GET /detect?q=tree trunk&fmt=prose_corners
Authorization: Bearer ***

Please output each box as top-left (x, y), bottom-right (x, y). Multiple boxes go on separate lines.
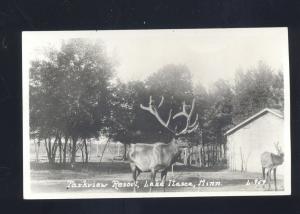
top-left (223, 143), bottom-right (226, 160)
top-left (34, 139), bottom-right (40, 163)
top-left (198, 145), bottom-right (201, 167)
top-left (99, 138), bottom-right (110, 163)
top-left (202, 147), bottom-right (205, 167)
top-left (84, 138), bottom-right (88, 163)
top-left (48, 138), bottom-right (52, 163)
top-left (37, 141), bottom-right (40, 163)
top-left (123, 143), bottom-right (127, 160)
top-left (51, 143), bottom-right (57, 164)
top-left (81, 146), bottom-right (85, 163)
top-left (205, 147), bottom-right (208, 167)
top-left (44, 139), bottom-right (50, 163)
top-left (96, 140), bottom-right (100, 157)
top-left (71, 136), bottom-right (78, 164)
top-left (189, 147), bottom-right (192, 166)
top-left (50, 136), bottom-right (59, 164)
top-left (58, 137), bottom-right (62, 164)
top-left (213, 145), bottom-right (216, 165)
top-left (63, 136), bottom-right (68, 164)
top-left (207, 145), bottom-right (211, 167)
top-left (44, 138), bottom-right (55, 164)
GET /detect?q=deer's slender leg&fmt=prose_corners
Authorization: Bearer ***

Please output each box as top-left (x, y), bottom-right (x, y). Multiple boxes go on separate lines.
top-left (273, 168), bottom-right (277, 191)
top-left (262, 167), bottom-right (265, 179)
top-left (267, 169), bottom-right (271, 190)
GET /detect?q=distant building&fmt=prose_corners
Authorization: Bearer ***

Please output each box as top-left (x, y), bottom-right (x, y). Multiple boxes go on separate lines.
top-left (225, 108), bottom-right (284, 174)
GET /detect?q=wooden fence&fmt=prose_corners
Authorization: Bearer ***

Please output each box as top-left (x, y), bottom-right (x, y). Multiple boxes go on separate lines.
top-left (180, 143), bottom-right (226, 168)
top-left (31, 138), bottom-right (227, 169)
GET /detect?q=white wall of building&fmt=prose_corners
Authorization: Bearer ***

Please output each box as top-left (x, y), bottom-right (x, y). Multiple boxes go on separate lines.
top-left (227, 112), bottom-right (284, 174)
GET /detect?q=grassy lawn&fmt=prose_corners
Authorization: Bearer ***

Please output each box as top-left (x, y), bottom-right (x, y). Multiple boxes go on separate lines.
top-left (29, 162), bottom-right (284, 194)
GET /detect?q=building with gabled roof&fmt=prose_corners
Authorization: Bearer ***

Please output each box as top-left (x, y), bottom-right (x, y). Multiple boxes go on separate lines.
top-left (225, 108), bottom-right (284, 173)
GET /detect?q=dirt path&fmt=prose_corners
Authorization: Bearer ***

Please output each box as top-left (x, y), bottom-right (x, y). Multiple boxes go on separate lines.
top-left (30, 169), bottom-right (284, 194)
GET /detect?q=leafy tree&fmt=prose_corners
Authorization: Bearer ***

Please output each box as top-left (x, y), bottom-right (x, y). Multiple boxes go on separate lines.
top-left (30, 39), bottom-right (115, 164)
top-left (30, 59), bottom-right (65, 164)
top-left (233, 61), bottom-right (284, 123)
top-left (144, 64), bottom-right (195, 141)
top-left (146, 64), bottom-right (193, 98)
top-left (203, 79), bottom-right (234, 145)
top-left (109, 64), bottom-right (197, 150)
top-left (107, 80), bottom-right (148, 159)
top-left (193, 83), bottom-right (209, 127)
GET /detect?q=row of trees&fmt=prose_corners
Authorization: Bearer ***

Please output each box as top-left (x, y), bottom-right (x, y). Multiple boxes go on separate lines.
top-left (30, 39), bottom-right (284, 165)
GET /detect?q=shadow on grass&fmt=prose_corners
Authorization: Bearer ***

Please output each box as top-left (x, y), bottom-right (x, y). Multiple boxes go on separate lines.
top-left (30, 161), bottom-right (227, 174)
top-left (31, 162), bottom-right (131, 174)
top-left (173, 164), bottom-right (227, 172)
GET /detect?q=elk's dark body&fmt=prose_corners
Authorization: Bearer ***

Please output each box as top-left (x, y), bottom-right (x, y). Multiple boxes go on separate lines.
top-left (128, 96), bottom-right (199, 192)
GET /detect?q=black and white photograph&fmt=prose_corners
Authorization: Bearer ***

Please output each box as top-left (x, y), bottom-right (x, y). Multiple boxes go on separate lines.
top-left (22, 28), bottom-right (290, 199)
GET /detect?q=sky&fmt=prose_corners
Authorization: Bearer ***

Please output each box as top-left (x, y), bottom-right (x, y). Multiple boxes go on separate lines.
top-left (22, 28), bottom-right (289, 88)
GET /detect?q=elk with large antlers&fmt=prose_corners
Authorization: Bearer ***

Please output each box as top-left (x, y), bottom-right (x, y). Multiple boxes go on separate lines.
top-left (261, 142), bottom-right (284, 191)
top-left (128, 96), bottom-right (199, 192)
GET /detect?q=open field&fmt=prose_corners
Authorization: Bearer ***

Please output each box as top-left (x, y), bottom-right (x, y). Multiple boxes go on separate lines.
top-left (30, 162), bottom-right (284, 194)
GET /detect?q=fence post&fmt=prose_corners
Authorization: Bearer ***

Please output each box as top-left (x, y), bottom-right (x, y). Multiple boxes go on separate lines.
top-left (183, 148), bottom-right (187, 166)
top-left (189, 147), bottom-right (192, 166)
top-left (198, 145), bottom-right (201, 167)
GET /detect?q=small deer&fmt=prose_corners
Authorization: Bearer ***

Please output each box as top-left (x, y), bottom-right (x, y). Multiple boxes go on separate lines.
top-left (261, 142), bottom-right (284, 191)
top-left (128, 96), bottom-right (199, 192)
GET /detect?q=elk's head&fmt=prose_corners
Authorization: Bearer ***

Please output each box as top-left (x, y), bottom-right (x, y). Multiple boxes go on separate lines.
top-left (140, 96), bottom-right (199, 143)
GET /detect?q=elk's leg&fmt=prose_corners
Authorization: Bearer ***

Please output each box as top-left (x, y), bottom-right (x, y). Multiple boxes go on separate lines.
top-left (262, 167), bottom-right (265, 179)
top-left (262, 167), bottom-right (266, 189)
top-left (133, 170), bottom-right (137, 192)
top-left (150, 170), bottom-right (156, 182)
top-left (161, 170), bottom-right (168, 192)
top-left (149, 169), bottom-right (156, 192)
top-left (265, 169), bottom-right (269, 190)
top-left (136, 168), bottom-right (141, 178)
top-left (133, 168), bottom-right (142, 192)
top-left (273, 168), bottom-right (277, 191)
top-left (130, 163), bottom-right (137, 192)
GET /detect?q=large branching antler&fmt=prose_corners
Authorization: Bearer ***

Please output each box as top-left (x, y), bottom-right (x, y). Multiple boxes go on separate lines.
top-left (173, 98), bottom-right (199, 136)
top-left (140, 96), bottom-right (174, 134)
top-left (140, 96), bottom-right (199, 136)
